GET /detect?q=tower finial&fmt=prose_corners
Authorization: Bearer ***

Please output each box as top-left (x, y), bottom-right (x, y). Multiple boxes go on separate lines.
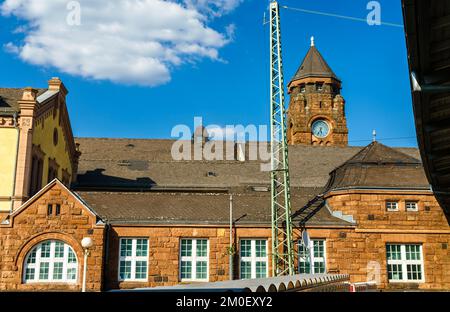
top-left (310, 36), bottom-right (315, 47)
top-left (372, 129), bottom-right (377, 142)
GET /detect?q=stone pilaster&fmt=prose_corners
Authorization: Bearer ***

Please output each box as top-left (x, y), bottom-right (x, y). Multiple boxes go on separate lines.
top-left (13, 88), bottom-right (38, 210)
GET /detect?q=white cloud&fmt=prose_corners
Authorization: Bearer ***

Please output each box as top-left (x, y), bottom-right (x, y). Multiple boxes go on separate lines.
top-left (184, 0), bottom-right (243, 17)
top-left (206, 126), bottom-right (237, 140)
top-left (1, 0), bottom-right (242, 86)
top-left (3, 42), bottom-right (19, 54)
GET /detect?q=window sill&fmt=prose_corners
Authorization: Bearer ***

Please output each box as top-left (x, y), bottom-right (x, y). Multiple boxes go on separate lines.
top-left (118, 279), bottom-right (148, 283)
top-left (388, 280), bottom-right (425, 284)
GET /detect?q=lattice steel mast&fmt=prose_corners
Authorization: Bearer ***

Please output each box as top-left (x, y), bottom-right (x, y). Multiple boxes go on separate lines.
top-left (269, 0), bottom-right (294, 276)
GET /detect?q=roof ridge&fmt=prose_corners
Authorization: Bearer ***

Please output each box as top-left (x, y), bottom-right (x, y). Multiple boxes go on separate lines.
top-left (345, 141), bottom-right (421, 165)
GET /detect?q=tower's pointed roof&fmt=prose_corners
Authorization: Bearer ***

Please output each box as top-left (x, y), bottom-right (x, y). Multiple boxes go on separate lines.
top-left (291, 37), bottom-right (339, 82)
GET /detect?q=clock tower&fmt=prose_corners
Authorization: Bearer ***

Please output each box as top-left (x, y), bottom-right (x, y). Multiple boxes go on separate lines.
top-left (287, 37), bottom-right (348, 146)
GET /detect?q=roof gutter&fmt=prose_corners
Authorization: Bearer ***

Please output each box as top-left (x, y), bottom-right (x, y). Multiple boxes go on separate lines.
top-left (107, 221), bottom-right (355, 229)
top-left (326, 185), bottom-right (432, 193)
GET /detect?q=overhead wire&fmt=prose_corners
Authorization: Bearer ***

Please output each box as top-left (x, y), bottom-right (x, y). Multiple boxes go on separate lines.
top-left (281, 5), bottom-right (404, 28)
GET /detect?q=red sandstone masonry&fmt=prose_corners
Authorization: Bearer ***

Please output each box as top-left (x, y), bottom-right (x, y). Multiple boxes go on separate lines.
top-left (0, 182), bottom-right (105, 291)
top-left (0, 183), bottom-right (449, 291)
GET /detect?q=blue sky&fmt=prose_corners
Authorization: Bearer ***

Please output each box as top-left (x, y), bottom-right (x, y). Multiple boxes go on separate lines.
top-left (0, 0), bottom-right (417, 147)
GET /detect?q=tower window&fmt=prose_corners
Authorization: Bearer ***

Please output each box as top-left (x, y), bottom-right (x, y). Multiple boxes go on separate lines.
top-left (300, 85), bottom-right (305, 93)
top-left (316, 83), bottom-right (323, 91)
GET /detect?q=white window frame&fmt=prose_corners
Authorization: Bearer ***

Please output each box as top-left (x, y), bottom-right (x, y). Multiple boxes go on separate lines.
top-left (406, 201), bottom-right (419, 212)
top-left (23, 240), bottom-right (78, 283)
top-left (386, 201), bottom-right (399, 211)
top-left (118, 238), bottom-right (149, 282)
top-left (179, 238), bottom-right (209, 282)
top-left (298, 239), bottom-right (326, 274)
top-left (386, 244), bottom-right (425, 283)
top-left (239, 239), bottom-right (268, 279)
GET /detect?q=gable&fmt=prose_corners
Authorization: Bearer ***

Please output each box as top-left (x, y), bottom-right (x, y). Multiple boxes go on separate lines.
top-left (6, 179), bottom-right (100, 226)
top-left (32, 92), bottom-right (79, 184)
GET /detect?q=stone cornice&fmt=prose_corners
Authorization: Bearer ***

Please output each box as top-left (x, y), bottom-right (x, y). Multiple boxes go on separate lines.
top-left (324, 188), bottom-right (433, 198)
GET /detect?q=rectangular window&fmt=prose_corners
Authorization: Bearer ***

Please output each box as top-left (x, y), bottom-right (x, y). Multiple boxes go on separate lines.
top-left (55, 204), bottom-right (61, 216)
top-left (53, 262), bottom-right (63, 280)
top-left (40, 241), bottom-right (51, 258)
top-left (179, 239), bottom-right (209, 282)
top-left (239, 239), bottom-right (268, 279)
top-left (39, 262), bottom-right (49, 280)
top-left (47, 204), bottom-right (53, 216)
top-left (298, 239), bottom-right (326, 274)
top-left (118, 238), bottom-right (148, 281)
top-left (406, 201), bottom-right (418, 212)
top-left (386, 244), bottom-right (424, 282)
top-left (386, 201), bottom-right (399, 211)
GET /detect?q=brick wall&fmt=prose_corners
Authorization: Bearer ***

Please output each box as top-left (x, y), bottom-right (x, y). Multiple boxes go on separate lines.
top-left (105, 224), bottom-right (449, 290)
top-left (1, 183), bottom-right (448, 291)
top-left (105, 226), bottom-right (273, 289)
top-left (306, 228), bottom-right (450, 290)
top-left (0, 182), bottom-right (105, 291)
top-left (321, 190), bottom-right (450, 289)
top-left (325, 190), bottom-right (449, 230)
top-left (287, 81), bottom-right (348, 146)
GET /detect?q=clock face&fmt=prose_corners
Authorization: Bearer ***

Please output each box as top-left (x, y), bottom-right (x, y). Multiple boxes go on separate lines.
top-left (312, 120), bottom-right (330, 138)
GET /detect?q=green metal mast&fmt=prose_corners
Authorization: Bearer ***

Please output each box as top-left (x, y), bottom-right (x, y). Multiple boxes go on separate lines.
top-left (269, 0), bottom-right (294, 276)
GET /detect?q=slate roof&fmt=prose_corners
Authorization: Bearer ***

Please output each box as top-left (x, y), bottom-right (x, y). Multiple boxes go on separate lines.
top-left (325, 142), bottom-right (430, 191)
top-left (291, 45), bottom-right (339, 82)
top-left (76, 187), bottom-right (352, 226)
top-left (0, 88), bottom-right (46, 114)
top-left (72, 138), bottom-right (424, 227)
top-left (74, 138), bottom-right (421, 190)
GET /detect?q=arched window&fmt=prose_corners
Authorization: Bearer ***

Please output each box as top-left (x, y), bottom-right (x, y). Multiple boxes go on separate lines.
top-left (23, 240), bottom-right (78, 283)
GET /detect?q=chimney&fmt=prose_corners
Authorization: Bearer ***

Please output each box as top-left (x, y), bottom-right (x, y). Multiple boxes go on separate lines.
top-left (48, 77), bottom-right (68, 96)
top-left (21, 87), bottom-right (38, 101)
top-left (18, 87), bottom-right (38, 117)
